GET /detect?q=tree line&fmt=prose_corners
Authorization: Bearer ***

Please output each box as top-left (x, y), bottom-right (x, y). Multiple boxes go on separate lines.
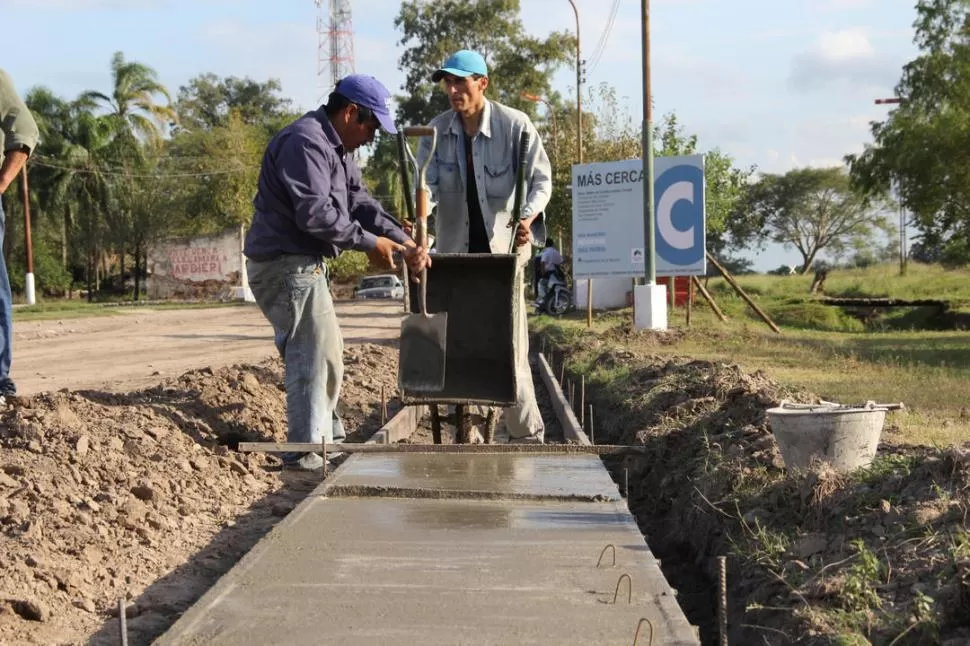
top-left (7, 0), bottom-right (946, 302)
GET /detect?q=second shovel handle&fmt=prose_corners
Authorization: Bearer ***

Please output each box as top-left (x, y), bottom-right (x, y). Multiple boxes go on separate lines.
top-left (403, 126), bottom-right (435, 137)
top-left (415, 187), bottom-right (429, 249)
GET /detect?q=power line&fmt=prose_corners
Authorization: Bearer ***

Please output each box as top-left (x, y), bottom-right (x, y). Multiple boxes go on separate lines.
top-left (28, 157), bottom-right (252, 179)
top-left (588, 0), bottom-right (621, 73)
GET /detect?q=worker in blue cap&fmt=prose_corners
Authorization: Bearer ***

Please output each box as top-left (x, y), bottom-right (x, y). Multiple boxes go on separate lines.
top-left (418, 50), bottom-right (552, 443)
top-left (244, 74), bottom-right (430, 471)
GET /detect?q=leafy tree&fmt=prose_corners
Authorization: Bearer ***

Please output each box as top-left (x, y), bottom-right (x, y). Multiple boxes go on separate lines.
top-left (174, 73), bottom-right (295, 133)
top-left (167, 110), bottom-right (266, 235)
top-left (846, 0), bottom-right (970, 263)
top-left (393, 0), bottom-right (575, 125)
top-left (732, 167), bottom-right (893, 274)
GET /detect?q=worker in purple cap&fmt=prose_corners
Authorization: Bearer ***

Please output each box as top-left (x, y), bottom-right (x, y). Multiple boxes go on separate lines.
top-left (417, 49), bottom-right (552, 444)
top-left (244, 74), bottom-right (430, 471)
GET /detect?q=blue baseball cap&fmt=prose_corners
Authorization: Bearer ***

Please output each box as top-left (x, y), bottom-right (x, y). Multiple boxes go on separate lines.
top-left (431, 50), bottom-right (488, 82)
top-left (333, 74), bottom-right (397, 134)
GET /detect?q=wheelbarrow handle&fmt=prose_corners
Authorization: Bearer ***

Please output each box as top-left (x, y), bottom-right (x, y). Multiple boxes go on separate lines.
top-left (401, 125), bottom-right (437, 189)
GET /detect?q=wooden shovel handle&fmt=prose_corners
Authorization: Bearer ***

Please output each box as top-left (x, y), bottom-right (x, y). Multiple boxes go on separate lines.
top-left (415, 186), bottom-right (429, 249)
top-left (403, 126), bottom-right (435, 137)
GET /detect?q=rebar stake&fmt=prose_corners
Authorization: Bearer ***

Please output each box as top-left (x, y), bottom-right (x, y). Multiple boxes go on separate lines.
top-left (624, 467), bottom-right (629, 499)
top-left (596, 543), bottom-right (616, 568)
top-left (612, 573), bottom-right (633, 604)
top-left (380, 385), bottom-right (387, 426)
top-left (589, 405), bottom-right (595, 443)
top-left (580, 375), bottom-right (586, 428)
top-left (632, 618), bottom-right (655, 646)
top-left (118, 598), bottom-right (128, 646)
top-left (718, 555), bottom-right (729, 646)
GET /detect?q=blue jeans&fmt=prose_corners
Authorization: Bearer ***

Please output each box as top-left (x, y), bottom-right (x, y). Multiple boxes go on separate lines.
top-left (246, 255), bottom-right (344, 462)
top-left (0, 200), bottom-right (14, 394)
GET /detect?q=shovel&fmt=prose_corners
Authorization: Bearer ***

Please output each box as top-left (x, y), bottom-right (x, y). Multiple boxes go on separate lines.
top-left (398, 125), bottom-right (447, 392)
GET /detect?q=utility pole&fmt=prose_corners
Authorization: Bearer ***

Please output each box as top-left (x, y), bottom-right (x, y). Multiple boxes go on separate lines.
top-left (567, 0), bottom-right (583, 164)
top-left (20, 167), bottom-right (35, 306)
top-left (642, 0), bottom-right (655, 285)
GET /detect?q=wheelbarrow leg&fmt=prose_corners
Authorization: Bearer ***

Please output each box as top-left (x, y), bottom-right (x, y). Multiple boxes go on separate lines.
top-left (483, 408), bottom-right (497, 444)
top-left (430, 405), bottom-right (442, 445)
top-left (455, 404), bottom-right (470, 444)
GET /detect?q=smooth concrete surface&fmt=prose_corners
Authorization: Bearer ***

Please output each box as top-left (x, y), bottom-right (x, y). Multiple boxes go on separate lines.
top-left (155, 496), bottom-right (699, 645)
top-left (323, 453), bottom-right (620, 502)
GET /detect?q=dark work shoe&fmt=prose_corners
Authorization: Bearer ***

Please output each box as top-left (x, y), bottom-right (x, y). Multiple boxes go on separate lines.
top-left (282, 453), bottom-right (325, 471)
top-left (0, 379), bottom-right (16, 398)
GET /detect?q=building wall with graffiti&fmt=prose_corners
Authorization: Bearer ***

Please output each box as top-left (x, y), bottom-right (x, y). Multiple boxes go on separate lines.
top-left (145, 227), bottom-right (248, 300)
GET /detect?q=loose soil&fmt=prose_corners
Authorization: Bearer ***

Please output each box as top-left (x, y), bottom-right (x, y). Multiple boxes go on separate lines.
top-left (0, 342), bottom-right (401, 646)
top-left (538, 322), bottom-right (970, 646)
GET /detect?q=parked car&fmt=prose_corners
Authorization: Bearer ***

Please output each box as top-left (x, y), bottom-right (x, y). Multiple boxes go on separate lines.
top-left (353, 274), bottom-right (405, 300)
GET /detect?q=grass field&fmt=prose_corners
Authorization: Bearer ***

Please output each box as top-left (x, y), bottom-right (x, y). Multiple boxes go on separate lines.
top-left (534, 262), bottom-right (970, 447)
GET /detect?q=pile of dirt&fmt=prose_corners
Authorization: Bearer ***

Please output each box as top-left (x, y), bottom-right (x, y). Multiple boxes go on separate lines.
top-left (0, 343), bottom-right (399, 646)
top-left (544, 328), bottom-right (970, 646)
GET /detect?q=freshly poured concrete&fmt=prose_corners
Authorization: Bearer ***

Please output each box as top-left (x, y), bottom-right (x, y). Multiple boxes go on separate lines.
top-left (156, 455), bottom-right (700, 646)
top-left (323, 453), bottom-right (621, 501)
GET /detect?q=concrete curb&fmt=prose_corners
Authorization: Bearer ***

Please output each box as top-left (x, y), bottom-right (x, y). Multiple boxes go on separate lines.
top-left (367, 405), bottom-right (426, 445)
top-left (537, 352), bottom-right (591, 445)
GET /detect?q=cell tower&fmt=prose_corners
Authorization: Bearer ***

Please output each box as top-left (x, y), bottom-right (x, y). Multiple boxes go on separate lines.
top-left (316, 0), bottom-right (356, 101)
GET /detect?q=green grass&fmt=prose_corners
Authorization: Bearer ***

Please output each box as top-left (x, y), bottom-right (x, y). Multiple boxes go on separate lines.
top-left (728, 262), bottom-right (970, 304)
top-left (533, 283), bottom-right (970, 447)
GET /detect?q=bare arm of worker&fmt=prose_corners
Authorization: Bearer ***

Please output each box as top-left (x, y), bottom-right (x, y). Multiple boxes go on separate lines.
top-left (0, 149), bottom-right (28, 194)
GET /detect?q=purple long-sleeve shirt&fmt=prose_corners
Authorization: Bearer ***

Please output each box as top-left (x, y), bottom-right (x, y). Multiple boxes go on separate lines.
top-left (244, 109), bottom-right (409, 260)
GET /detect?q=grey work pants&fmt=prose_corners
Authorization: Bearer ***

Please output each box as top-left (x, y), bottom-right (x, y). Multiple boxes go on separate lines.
top-left (246, 255), bottom-right (344, 462)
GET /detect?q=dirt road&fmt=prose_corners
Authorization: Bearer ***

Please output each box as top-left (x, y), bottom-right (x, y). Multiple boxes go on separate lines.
top-left (11, 300), bottom-right (404, 396)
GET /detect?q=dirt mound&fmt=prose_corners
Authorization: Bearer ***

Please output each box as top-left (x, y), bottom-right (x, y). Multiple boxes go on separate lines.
top-left (0, 343), bottom-right (398, 646)
top-left (545, 328), bottom-right (970, 646)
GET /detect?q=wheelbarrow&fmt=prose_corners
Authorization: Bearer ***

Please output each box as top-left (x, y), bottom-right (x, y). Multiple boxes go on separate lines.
top-left (395, 128), bottom-right (526, 443)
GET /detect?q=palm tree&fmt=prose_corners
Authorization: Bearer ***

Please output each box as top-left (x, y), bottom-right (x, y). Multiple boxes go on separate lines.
top-left (81, 51), bottom-right (176, 145)
top-left (81, 52), bottom-right (177, 294)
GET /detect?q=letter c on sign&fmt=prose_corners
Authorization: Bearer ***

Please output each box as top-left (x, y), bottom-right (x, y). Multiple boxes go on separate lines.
top-left (657, 181), bottom-right (694, 250)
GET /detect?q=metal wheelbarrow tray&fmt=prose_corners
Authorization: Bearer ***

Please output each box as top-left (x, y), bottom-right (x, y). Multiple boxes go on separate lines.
top-left (399, 252), bottom-right (519, 407)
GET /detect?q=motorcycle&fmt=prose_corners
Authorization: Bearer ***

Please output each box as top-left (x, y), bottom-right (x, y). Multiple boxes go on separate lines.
top-left (536, 266), bottom-right (573, 316)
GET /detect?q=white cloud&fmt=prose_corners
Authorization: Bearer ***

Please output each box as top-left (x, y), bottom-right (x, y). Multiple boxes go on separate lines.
top-left (817, 28), bottom-right (875, 61)
top-left (788, 28), bottom-right (901, 94)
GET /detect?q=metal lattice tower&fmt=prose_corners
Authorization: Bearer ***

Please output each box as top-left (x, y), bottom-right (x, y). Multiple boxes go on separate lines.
top-left (316, 0), bottom-right (356, 101)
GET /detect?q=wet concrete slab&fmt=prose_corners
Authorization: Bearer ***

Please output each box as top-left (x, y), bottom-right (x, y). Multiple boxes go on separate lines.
top-left (155, 495), bottom-right (699, 645)
top-left (322, 453), bottom-right (622, 502)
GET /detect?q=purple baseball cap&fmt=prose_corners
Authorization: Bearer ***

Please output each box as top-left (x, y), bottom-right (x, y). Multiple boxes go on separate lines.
top-left (334, 74), bottom-right (397, 134)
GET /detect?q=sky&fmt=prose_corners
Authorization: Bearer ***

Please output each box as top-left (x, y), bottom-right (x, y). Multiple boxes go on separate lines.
top-left (2, 0), bottom-right (920, 271)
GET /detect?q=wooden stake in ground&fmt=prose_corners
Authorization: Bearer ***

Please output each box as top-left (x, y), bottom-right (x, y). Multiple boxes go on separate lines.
top-left (686, 276), bottom-right (694, 327)
top-left (706, 251), bottom-right (781, 334)
top-left (691, 275), bottom-right (727, 323)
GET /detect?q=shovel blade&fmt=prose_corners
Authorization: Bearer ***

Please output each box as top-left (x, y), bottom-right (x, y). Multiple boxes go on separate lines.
top-left (399, 312), bottom-right (448, 392)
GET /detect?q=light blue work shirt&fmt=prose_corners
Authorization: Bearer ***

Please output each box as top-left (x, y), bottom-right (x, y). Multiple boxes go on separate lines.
top-left (417, 99), bottom-right (551, 265)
